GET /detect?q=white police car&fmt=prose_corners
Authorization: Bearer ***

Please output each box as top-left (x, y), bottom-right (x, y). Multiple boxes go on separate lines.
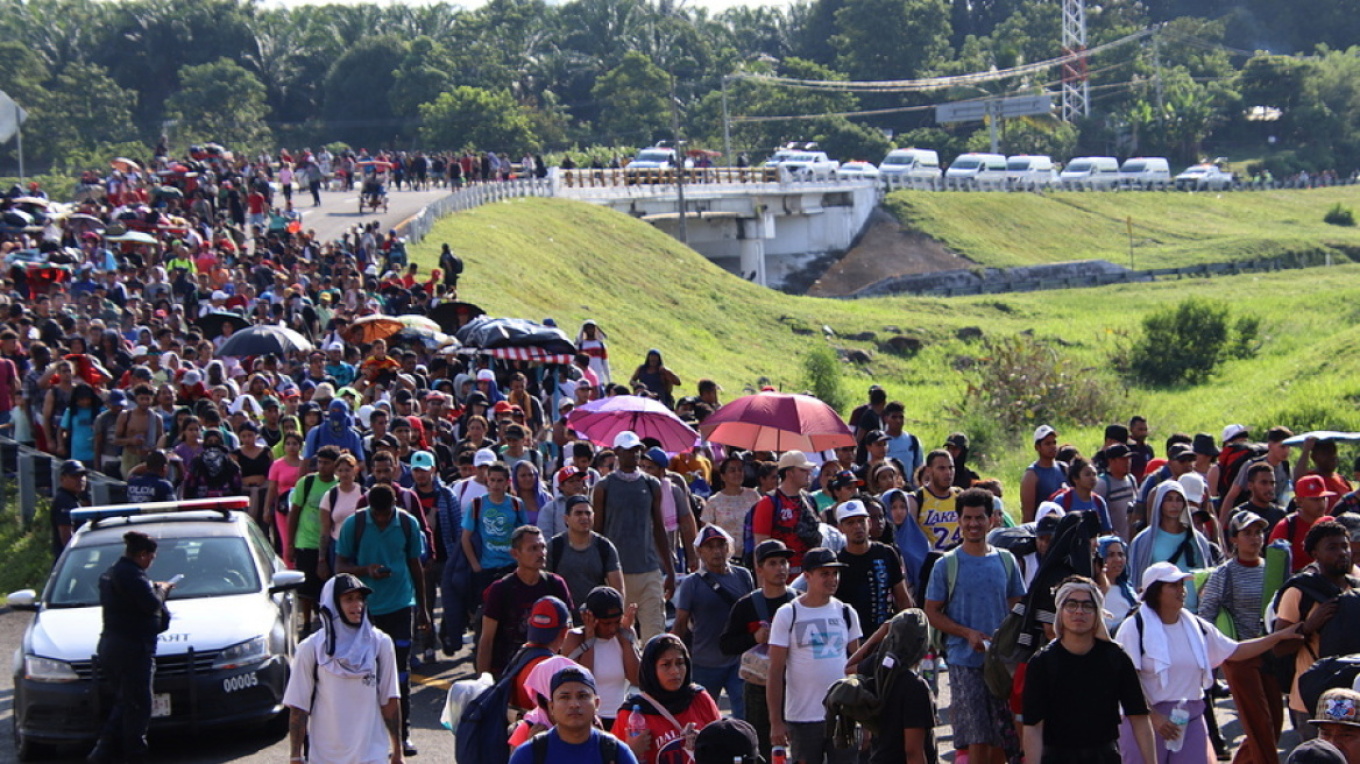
top-left (8, 497), bottom-right (305, 759)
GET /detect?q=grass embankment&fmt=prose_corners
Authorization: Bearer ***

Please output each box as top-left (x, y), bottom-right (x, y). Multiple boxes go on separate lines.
top-left (0, 482), bottom-right (54, 596)
top-left (408, 197), bottom-right (1360, 508)
top-left (884, 188), bottom-right (1360, 270)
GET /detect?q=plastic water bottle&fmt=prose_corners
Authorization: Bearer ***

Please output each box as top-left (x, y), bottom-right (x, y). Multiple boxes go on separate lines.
top-left (1165, 700), bottom-right (1190, 752)
top-left (771, 746), bottom-right (788, 764)
top-left (920, 652), bottom-right (937, 693)
top-left (627, 705), bottom-right (647, 739)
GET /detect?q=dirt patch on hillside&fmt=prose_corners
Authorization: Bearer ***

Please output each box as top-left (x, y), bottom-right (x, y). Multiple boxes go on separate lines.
top-left (806, 209), bottom-right (978, 296)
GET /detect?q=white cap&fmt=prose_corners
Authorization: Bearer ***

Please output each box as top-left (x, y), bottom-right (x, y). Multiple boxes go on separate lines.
top-left (1221, 424), bottom-right (1248, 443)
top-left (776, 450), bottom-right (817, 471)
top-left (325, 341), bottom-right (344, 352)
top-left (1035, 501), bottom-right (1066, 525)
top-left (1141, 561), bottom-right (1193, 593)
top-left (613, 431), bottom-right (643, 451)
top-left (211, 290), bottom-right (228, 301)
top-left (835, 500), bottom-right (870, 523)
top-left (356, 404), bottom-right (374, 428)
top-left (1034, 424), bottom-right (1057, 443)
top-left (1179, 472), bottom-right (1208, 504)
top-left (474, 448), bottom-right (498, 467)
top-left (476, 369), bottom-right (495, 381)
top-left (182, 369), bottom-right (202, 386)
top-left (132, 345), bottom-right (149, 357)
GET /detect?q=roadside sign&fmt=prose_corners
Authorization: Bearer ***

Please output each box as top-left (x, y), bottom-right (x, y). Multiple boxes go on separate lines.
top-left (937, 94), bottom-right (1052, 125)
top-left (936, 100), bottom-right (989, 124)
top-left (0, 91), bottom-right (27, 143)
top-left (999, 94), bottom-right (1052, 118)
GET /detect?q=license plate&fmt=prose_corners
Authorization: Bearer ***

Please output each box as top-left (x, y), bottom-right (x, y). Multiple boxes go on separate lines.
top-left (151, 693), bottom-right (171, 718)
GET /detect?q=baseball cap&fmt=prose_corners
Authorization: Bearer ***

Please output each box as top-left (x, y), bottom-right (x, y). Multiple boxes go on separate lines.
top-left (1104, 443), bottom-right (1132, 460)
top-left (642, 447), bottom-right (670, 468)
top-left (556, 466), bottom-right (588, 484)
top-left (1034, 424), bottom-right (1057, 443)
top-left (59, 459), bottom-right (87, 477)
top-left (583, 586), bottom-right (625, 619)
top-left (493, 400), bottom-right (514, 414)
top-left (800, 547), bottom-right (847, 572)
top-left (612, 431), bottom-right (643, 451)
top-left (1141, 561), bottom-right (1193, 593)
top-left (106, 389), bottom-right (127, 407)
top-left (1168, 443), bottom-right (1195, 461)
top-left (526, 596), bottom-right (571, 645)
top-left (755, 539), bottom-right (796, 563)
top-left (410, 450), bottom-right (437, 471)
top-left (829, 470), bottom-right (863, 491)
top-left (1222, 424), bottom-right (1249, 443)
top-left (549, 665), bottom-right (597, 695)
top-left (331, 572), bottom-right (373, 601)
top-left (1312, 688), bottom-right (1360, 728)
top-left (1286, 739), bottom-right (1347, 764)
top-left (694, 524), bottom-right (733, 548)
top-left (564, 495), bottom-right (592, 513)
top-left (1179, 472), bottom-right (1208, 504)
top-left (1228, 510), bottom-right (1268, 535)
top-left (694, 718), bottom-right (760, 764)
top-left (944, 432), bottom-right (969, 449)
top-left (864, 430), bottom-right (890, 444)
top-left (776, 450), bottom-right (816, 471)
top-left (1192, 433), bottom-right (1221, 458)
top-left (1035, 502), bottom-right (1065, 535)
top-left (325, 341), bottom-right (344, 352)
top-left (474, 448), bottom-right (498, 467)
top-left (1297, 474), bottom-right (1338, 500)
top-left (835, 499), bottom-right (870, 523)
top-left (476, 369), bottom-right (495, 381)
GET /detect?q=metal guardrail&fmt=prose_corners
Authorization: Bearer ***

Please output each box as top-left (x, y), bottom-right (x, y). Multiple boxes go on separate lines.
top-left (0, 435), bottom-right (127, 524)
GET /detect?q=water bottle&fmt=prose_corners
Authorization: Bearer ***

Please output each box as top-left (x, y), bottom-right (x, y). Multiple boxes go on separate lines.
top-left (771, 746), bottom-right (788, 764)
top-left (627, 705), bottom-right (647, 739)
top-left (920, 652), bottom-right (937, 692)
top-left (1165, 700), bottom-right (1190, 753)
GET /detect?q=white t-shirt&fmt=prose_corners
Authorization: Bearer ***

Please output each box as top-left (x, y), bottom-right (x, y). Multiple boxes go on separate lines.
top-left (1115, 612), bottom-right (1236, 705)
top-left (591, 635), bottom-right (629, 717)
top-left (283, 630), bottom-right (399, 764)
top-left (326, 484), bottom-right (365, 541)
top-left (769, 597), bottom-right (862, 723)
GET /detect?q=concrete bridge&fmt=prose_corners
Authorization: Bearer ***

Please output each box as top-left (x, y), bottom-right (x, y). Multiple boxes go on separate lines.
top-left (551, 168), bottom-right (881, 290)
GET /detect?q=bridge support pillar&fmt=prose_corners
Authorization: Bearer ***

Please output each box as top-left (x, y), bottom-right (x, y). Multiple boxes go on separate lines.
top-left (738, 216), bottom-right (768, 286)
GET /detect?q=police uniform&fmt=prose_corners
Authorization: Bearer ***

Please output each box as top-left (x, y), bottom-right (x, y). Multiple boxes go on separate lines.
top-left (90, 555), bottom-right (169, 763)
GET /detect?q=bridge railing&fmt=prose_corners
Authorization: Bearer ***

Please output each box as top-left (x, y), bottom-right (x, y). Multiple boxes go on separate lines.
top-left (395, 178), bottom-right (554, 243)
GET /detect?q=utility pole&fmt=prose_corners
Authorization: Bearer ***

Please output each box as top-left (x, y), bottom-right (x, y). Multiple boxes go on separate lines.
top-left (721, 75), bottom-right (732, 168)
top-left (1060, 0), bottom-right (1089, 122)
top-left (1152, 29), bottom-right (1165, 127)
top-left (669, 86), bottom-right (688, 244)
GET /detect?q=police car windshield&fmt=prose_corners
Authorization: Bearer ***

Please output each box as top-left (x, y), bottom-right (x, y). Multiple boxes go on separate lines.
top-left (48, 537), bottom-right (260, 607)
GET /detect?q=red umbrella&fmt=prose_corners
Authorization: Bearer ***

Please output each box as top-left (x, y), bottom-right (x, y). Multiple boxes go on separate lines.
top-left (569, 395), bottom-right (699, 452)
top-left (699, 392), bottom-right (854, 452)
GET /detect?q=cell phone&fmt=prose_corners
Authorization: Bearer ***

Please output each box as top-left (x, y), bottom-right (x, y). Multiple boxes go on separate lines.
top-left (376, 565), bottom-right (391, 575)
top-left (167, 574), bottom-right (185, 586)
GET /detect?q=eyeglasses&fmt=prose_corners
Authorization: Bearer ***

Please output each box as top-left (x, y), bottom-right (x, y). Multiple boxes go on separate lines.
top-left (1062, 600), bottom-right (1098, 613)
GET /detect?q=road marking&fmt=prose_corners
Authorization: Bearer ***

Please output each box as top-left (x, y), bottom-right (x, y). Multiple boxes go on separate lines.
top-left (411, 672), bottom-right (453, 690)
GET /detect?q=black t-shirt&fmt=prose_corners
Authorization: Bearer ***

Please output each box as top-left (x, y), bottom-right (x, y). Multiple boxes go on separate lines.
top-left (838, 543), bottom-right (905, 634)
top-left (1234, 499), bottom-right (1287, 531)
top-left (1022, 638), bottom-right (1148, 749)
top-left (719, 589), bottom-right (796, 657)
top-left (51, 488), bottom-right (85, 558)
top-left (871, 666), bottom-right (937, 764)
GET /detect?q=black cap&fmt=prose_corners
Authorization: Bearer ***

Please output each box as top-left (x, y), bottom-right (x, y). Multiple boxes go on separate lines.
top-left (800, 547), bottom-right (848, 571)
top-left (944, 432), bottom-right (969, 449)
top-left (1104, 443), bottom-right (1132, 459)
top-left (1192, 433), bottom-right (1221, 458)
top-left (1287, 739), bottom-right (1347, 764)
top-left (1168, 443), bottom-right (1195, 460)
top-left (59, 459), bottom-right (87, 477)
top-left (694, 718), bottom-right (761, 764)
top-left (583, 586), bottom-right (625, 619)
top-left (1036, 514), bottom-right (1062, 536)
top-left (332, 573), bottom-right (372, 600)
top-left (1104, 423), bottom-right (1130, 442)
top-left (865, 429), bottom-right (890, 444)
top-left (755, 539), bottom-right (796, 563)
top-left (564, 495), bottom-right (592, 512)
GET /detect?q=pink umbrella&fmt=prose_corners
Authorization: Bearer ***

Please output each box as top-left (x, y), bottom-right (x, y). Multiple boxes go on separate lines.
top-left (699, 392), bottom-right (854, 452)
top-left (568, 395), bottom-right (700, 452)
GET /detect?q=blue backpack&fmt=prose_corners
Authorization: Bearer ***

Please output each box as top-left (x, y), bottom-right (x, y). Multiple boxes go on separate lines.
top-left (455, 645), bottom-right (553, 764)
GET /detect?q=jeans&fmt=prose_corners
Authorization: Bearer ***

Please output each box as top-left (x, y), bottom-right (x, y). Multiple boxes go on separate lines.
top-left (441, 563), bottom-right (473, 652)
top-left (692, 662), bottom-right (745, 720)
top-left (370, 607), bottom-right (413, 738)
top-left (745, 683), bottom-right (772, 760)
top-left (787, 720), bottom-right (855, 764)
top-left (93, 635), bottom-right (155, 763)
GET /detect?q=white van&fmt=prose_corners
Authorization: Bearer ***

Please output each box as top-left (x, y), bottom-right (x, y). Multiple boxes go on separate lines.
top-left (879, 148), bottom-right (942, 187)
top-left (1060, 156), bottom-right (1121, 189)
top-left (1006, 155), bottom-right (1058, 189)
top-left (945, 152), bottom-right (1008, 189)
top-left (1118, 157), bottom-right (1172, 189)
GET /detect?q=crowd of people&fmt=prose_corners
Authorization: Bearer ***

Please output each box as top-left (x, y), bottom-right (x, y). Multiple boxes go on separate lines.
top-left (7, 147), bottom-right (1360, 764)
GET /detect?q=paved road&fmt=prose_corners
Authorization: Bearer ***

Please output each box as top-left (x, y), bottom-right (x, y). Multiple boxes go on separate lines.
top-left (293, 184), bottom-right (452, 246)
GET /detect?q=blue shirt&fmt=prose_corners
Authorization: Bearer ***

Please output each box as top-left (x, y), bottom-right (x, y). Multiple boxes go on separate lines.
top-left (462, 494), bottom-right (526, 569)
top-left (303, 423), bottom-right (366, 462)
top-left (924, 547), bottom-right (1026, 668)
top-left (508, 730), bottom-right (638, 764)
top-left (336, 510), bottom-right (426, 617)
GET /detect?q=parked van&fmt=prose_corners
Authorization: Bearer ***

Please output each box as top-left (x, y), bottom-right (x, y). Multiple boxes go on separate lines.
top-left (1118, 157), bottom-right (1172, 189)
top-left (1006, 155), bottom-right (1058, 189)
top-left (945, 152), bottom-right (1008, 188)
top-left (1060, 156), bottom-right (1121, 189)
top-left (879, 148), bottom-right (942, 187)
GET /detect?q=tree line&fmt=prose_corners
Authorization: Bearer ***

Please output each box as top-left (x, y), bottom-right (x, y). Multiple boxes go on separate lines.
top-left (1, 0), bottom-right (1358, 176)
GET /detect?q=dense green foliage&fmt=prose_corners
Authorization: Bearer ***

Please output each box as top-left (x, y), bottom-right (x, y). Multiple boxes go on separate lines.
top-left (3, 0), bottom-right (1360, 175)
top-left (1126, 297), bottom-right (1259, 386)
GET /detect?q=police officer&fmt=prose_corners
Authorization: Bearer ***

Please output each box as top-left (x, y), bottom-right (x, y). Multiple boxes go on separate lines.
top-left (89, 531), bottom-right (174, 764)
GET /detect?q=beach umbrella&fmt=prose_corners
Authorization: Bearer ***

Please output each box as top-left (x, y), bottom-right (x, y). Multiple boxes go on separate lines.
top-left (569, 395), bottom-right (700, 452)
top-left (699, 392), bottom-right (855, 452)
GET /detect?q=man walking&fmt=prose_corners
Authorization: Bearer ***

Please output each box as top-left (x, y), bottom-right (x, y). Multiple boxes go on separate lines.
top-left (547, 494), bottom-right (625, 619)
top-left (906, 450), bottom-right (963, 553)
top-left (477, 526), bottom-right (573, 679)
top-left (721, 539), bottom-right (797, 759)
top-left (593, 431), bottom-right (673, 641)
top-left (924, 488), bottom-right (1026, 764)
top-left (834, 499), bottom-right (911, 635)
top-left (674, 525), bottom-right (755, 719)
top-left (1021, 425), bottom-right (1067, 523)
top-left (751, 451), bottom-right (823, 573)
top-left (508, 665), bottom-right (639, 764)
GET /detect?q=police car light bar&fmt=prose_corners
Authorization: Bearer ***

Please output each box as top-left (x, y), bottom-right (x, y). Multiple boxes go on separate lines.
top-left (71, 496), bottom-right (251, 524)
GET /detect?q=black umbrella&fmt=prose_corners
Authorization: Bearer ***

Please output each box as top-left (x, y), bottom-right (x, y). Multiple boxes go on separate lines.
top-left (194, 311), bottom-right (250, 340)
top-left (453, 316), bottom-right (576, 355)
top-left (216, 325), bottom-right (314, 357)
top-left (427, 301), bottom-right (487, 334)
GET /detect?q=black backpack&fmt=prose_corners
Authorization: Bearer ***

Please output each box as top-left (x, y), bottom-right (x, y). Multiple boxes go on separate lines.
top-left (530, 730), bottom-right (618, 764)
top-left (1264, 572), bottom-right (1360, 688)
top-left (456, 645), bottom-right (553, 764)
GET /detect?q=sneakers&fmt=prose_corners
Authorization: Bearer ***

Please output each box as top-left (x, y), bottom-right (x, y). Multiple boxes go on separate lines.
top-left (403, 737), bottom-right (418, 756)
top-left (422, 648), bottom-right (436, 665)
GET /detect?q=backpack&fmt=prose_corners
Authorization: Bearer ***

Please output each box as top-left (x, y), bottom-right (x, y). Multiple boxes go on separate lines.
top-left (1217, 443), bottom-right (1270, 498)
top-left (931, 545), bottom-right (1018, 654)
top-left (1300, 655), bottom-right (1360, 719)
top-left (1262, 571), bottom-right (1360, 688)
top-left (548, 533), bottom-right (611, 574)
top-left (741, 490), bottom-right (820, 569)
top-left (350, 509), bottom-right (418, 559)
top-left (823, 608), bottom-right (928, 746)
top-left (455, 645), bottom-right (554, 764)
top-left (530, 730), bottom-right (619, 764)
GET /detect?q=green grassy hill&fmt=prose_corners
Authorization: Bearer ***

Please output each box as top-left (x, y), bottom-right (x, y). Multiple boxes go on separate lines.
top-left (409, 197), bottom-right (1360, 503)
top-left (884, 188), bottom-right (1360, 269)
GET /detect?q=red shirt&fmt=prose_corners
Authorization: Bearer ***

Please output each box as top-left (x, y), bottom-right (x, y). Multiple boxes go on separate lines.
top-left (1270, 513), bottom-right (1317, 571)
top-left (752, 490), bottom-right (813, 568)
top-left (610, 693), bottom-right (721, 764)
